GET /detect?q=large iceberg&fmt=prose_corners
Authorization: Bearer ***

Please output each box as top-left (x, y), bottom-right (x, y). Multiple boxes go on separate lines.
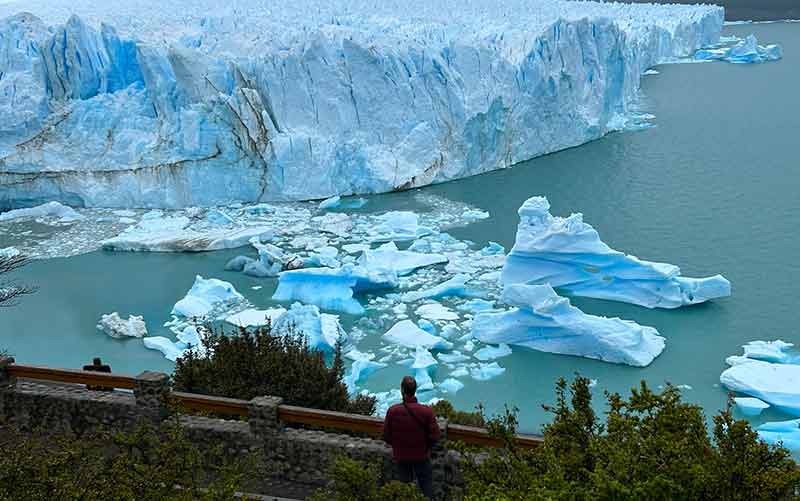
top-left (0, 0), bottom-right (722, 208)
top-left (502, 197), bottom-right (731, 309)
top-left (720, 358), bottom-right (800, 416)
top-left (472, 283), bottom-right (665, 367)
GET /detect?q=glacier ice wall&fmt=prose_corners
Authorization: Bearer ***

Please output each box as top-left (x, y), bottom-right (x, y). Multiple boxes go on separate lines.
top-left (0, 0), bottom-right (723, 208)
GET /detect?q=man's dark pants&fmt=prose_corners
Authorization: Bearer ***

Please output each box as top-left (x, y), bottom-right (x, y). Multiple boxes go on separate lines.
top-left (398, 459), bottom-right (433, 498)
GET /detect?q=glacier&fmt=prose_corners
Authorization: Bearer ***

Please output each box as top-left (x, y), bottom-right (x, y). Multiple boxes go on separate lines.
top-left (472, 283), bottom-right (665, 366)
top-left (0, 0), bottom-right (723, 208)
top-left (502, 196), bottom-right (731, 309)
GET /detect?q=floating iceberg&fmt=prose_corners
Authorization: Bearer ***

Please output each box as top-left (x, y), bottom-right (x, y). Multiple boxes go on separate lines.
top-left (224, 307), bottom-right (286, 328)
top-left (473, 283), bottom-right (665, 367)
top-left (733, 397), bottom-right (769, 417)
top-left (756, 420), bottom-right (800, 451)
top-left (344, 358), bottom-right (387, 394)
top-left (439, 378), bottom-right (465, 394)
top-left (0, 0), bottom-right (722, 208)
top-left (102, 215), bottom-right (273, 252)
top-left (382, 320), bottom-right (453, 351)
top-left (411, 346), bottom-right (438, 374)
top-left (742, 340), bottom-right (796, 364)
top-left (271, 302), bottom-right (345, 351)
top-left (694, 35), bottom-right (782, 63)
top-left (402, 274), bottom-right (474, 302)
top-left (502, 196), bottom-right (731, 309)
top-left (474, 344), bottom-right (512, 361)
top-left (370, 212), bottom-right (432, 242)
top-left (359, 242), bottom-right (447, 276)
top-left (172, 275), bottom-right (243, 318)
top-left (470, 362), bottom-right (506, 381)
top-left (319, 196), bottom-right (341, 210)
top-left (720, 359), bottom-right (800, 416)
top-left (96, 312), bottom-right (147, 338)
top-left (0, 201), bottom-right (83, 222)
top-left (416, 303), bottom-right (459, 321)
top-left (143, 336), bottom-right (185, 361)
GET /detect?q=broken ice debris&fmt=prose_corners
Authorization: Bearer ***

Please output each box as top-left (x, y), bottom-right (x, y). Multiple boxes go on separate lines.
top-left (172, 275), bottom-right (243, 318)
top-left (382, 320), bottom-right (453, 350)
top-left (402, 274), bottom-right (474, 302)
top-left (473, 284), bottom-right (665, 367)
top-left (370, 211), bottom-right (432, 242)
top-left (0, 201), bottom-right (83, 223)
top-left (344, 359), bottom-right (387, 394)
top-left (97, 312), bottom-right (147, 339)
top-left (359, 242), bottom-right (447, 276)
top-left (416, 303), bottom-right (459, 321)
top-left (694, 35), bottom-right (781, 63)
top-left (470, 362), bottom-right (506, 381)
top-left (440, 378), bottom-right (465, 394)
top-left (271, 302), bottom-right (345, 351)
top-left (474, 344), bottom-right (512, 361)
top-left (502, 196), bottom-right (730, 309)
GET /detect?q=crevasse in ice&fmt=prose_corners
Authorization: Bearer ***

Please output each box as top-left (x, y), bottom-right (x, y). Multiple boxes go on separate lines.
top-left (0, 0), bottom-right (723, 208)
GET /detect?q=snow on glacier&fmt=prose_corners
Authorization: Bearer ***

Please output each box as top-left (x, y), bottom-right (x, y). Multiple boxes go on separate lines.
top-left (472, 283), bottom-right (665, 367)
top-left (502, 196), bottom-right (731, 309)
top-left (0, 0), bottom-right (723, 208)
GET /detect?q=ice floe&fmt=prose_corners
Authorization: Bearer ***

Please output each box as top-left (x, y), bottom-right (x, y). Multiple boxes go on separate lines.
top-left (474, 344), bottom-right (512, 361)
top-left (733, 397), bottom-right (770, 417)
top-left (271, 302), bottom-right (345, 351)
top-left (415, 303), bottom-right (459, 321)
top-left (501, 196), bottom-right (731, 309)
top-left (143, 336), bottom-right (185, 361)
top-left (0, 201), bottom-right (83, 222)
top-left (224, 308), bottom-right (286, 328)
top-left (382, 320), bottom-right (453, 350)
top-left (694, 35), bottom-right (782, 63)
top-left (473, 284), bottom-right (665, 366)
top-left (470, 362), bottom-right (506, 381)
top-left (96, 312), bottom-right (147, 339)
top-left (172, 275), bottom-right (244, 318)
top-left (720, 359), bottom-right (800, 416)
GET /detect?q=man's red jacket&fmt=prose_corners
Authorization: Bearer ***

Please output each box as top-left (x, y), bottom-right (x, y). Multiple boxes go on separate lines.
top-left (383, 396), bottom-right (441, 462)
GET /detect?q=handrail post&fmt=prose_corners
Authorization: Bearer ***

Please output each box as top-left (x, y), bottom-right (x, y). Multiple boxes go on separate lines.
top-left (134, 371), bottom-right (170, 421)
top-left (431, 417), bottom-right (449, 500)
top-left (0, 358), bottom-right (15, 389)
top-left (248, 396), bottom-right (283, 441)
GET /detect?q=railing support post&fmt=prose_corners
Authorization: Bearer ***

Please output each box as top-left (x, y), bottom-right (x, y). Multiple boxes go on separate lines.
top-left (134, 371), bottom-right (170, 422)
top-left (248, 395), bottom-right (284, 441)
top-left (431, 417), bottom-right (449, 500)
top-left (0, 357), bottom-right (16, 388)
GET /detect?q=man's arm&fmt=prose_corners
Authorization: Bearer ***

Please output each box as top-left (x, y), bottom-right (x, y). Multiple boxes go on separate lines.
top-left (383, 408), bottom-right (393, 445)
top-left (428, 411), bottom-right (441, 444)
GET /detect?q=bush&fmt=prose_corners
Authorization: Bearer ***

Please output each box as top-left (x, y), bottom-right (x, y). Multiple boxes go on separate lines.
top-left (432, 400), bottom-right (486, 427)
top-left (0, 418), bottom-right (251, 500)
top-left (308, 456), bottom-right (426, 501)
top-left (456, 376), bottom-right (800, 500)
top-left (173, 322), bottom-right (376, 415)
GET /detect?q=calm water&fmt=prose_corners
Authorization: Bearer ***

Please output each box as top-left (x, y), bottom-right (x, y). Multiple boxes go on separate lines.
top-left (1, 23), bottom-right (798, 432)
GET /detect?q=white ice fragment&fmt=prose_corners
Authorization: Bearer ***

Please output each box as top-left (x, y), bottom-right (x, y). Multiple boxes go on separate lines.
top-left (96, 312), bottom-right (147, 338)
top-left (344, 358), bottom-right (387, 393)
top-left (438, 351), bottom-right (470, 364)
top-left (440, 378), bottom-right (465, 394)
top-left (0, 247), bottom-right (20, 258)
top-left (742, 340), bottom-right (795, 364)
top-left (470, 362), bottom-right (506, 381)
top-left (0, 202), bottom-right (83, 222)
top-left (382, 320), bottom-right (453, 350)
top-left (473, 284), bottom-right (665, 367)
top-left (416, 303), bottom-right (459, 321)
top-left (343, 243), bottom-right (371, 254)
top-left (272, 302), bottom-right (345, 351)
top-left (172, 275), bottom-right (244, 318)
top-left (143, 336), bottom-right (185, 362)
top-left (225, 307), bottom-right (286, 327)
top-left (643, 69), bottom-right (660, 75)
top-left (371, 211), bottom-right (431, 242)
top-left (359, 242), bottom-right (447, 276)
top-left (473, 344), bottom-right (512, 361)
top-left (502, 196), bottom-right (730, 308)
top-left (734, 397), bottom-right (770, 417)
top-left (720, 359), bottom-right (800, 416)
top-left (450, 367), bottom-right (469, 378)
top-left (411, 346), bottom-right (438, 373)
top-left (402, 274), bottom-right (472, 302)
top-left (319, 196), bottom-right (341, 209)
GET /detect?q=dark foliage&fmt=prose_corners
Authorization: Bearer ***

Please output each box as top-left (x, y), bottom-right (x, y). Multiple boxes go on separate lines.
top-left (308, 456), bottom-right (426, 501)
top-left (455, 375), bottom-right (800, 500)
top-left (432, 400), bottom-right (486, 427)
top-left (173, 322), bottom-right (376, 415)
top-left (0, 253), bottom-right (36, 307)
top-left (0, 418), bottom-right (252, 500)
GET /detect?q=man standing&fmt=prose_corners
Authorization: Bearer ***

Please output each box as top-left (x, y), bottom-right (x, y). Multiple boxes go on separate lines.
top-left (383, 375), bottom-right (441, 499)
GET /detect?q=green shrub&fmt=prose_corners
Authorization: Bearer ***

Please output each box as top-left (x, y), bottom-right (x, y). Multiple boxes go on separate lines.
top-left (173, 322), bottom-right (375, 415)
top-left (0, 418), bottom-right (251, 500)
top-left (308, 456), bottom-right (426, 501)
top-left (432, 400), bottom-right (486, 427)
top-left (456, 376), bottom-right (800, 500)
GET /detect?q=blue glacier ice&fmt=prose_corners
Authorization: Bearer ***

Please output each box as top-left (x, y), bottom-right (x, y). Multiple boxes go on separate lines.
top-left (382, 320), bottom-right (453, 351)
top-left (345, 358), bottom-right (387, 394)
top-left (470, 362), bottom-right (506, 381)
top-left (358, 242), bottom-right (447, 276)
top-left (756, 420), bottom-right (800, 451)
top-left (271, 302), bottom-right (345, 351)
top-left (720, 342), bottom-right (800, 416)
top-left (401, 274), bottom-right (478, 303)
top-left (694, 35), bottom-right (782, 63)
top-left (439, 378), bottom-right (464, 394)
top-left (502, 196), bottom-right (731, 309)
top-left (171, 275), bottom-right (243, 318)
top-left (473, 283), bottom-right (665, 366)
top-left (733, 397), bottom-right (769, 417)
top-left (143, 336), bottom-right (185, 361)
top-left (474, 344), bottom-right (512, 361)
top-left (0, 0), bottom-right (723, 208)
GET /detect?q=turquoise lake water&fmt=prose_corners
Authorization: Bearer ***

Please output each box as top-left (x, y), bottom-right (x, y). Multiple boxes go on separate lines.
top-left (1, 23), bottom-right (798, 432)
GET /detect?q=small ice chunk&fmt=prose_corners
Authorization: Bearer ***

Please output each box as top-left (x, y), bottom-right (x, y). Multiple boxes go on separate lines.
top-left (450, 367), bottom-right (469, 378)
top-left (225, 308), bottom-right (286, 328)
top-left (438, 351), bottom-right (470, 364)
top-left (0, 201), bottom-right (83, 222)
top-left (440, 378), bottom-right (465, 394)
top-left (96, 312), bottom-right (147, 339)
top-left (172, 275), bottom-right (243, 318)
top-left (416, 303), bottom-right (459, 321)
top-left (480, 242), bottom-right (505, 255)
top-left (143, 336), bottom-right (184, 362)
top-left (319, 195), bottom-right (341, 209)
top-left (643, 69), bottom-right (660, 75)
top-left (313, 213), bottom-right (353, 236)
top-left (402, 274), bottom-right (472, 302)
top-left (734, 397), bottom-right (770, 417)
top-left (742, 340), bottom-right (794, 363)
top-left (113, 210), bottom-right (137, 217)
top-left (474, 344), bottom-right (512, 361)
top-left (382, 320), bottom-right (453, 350)
top-left (272, 303), bottom-right (345, 351)
top-left (359, 242), bottom-right (447, 276)
top-left (470, 362), bottom-right (506, 381)
top-left (458, 299), bottom-right (495, 313)
top-left (411, 346), bottom-right (438, 373)
top-left (344, 359), bottom-right (387, 393)
top-left (371, 211), bottom-right (432, 242)
top-left (415, 368), bottom-right (435, 391)
top-left (345, 349), bottom-right (375, 361)
top-left (343, 243), bottom-right (371, 254)
top-left (418, 319), bottom-right (437, 335)
top-left (224, 255), bottom-right (255, 272)
top-left (243, 260), bottom-right (278, 278)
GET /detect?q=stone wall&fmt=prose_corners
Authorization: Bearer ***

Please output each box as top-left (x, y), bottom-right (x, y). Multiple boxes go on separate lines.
top-left (0, 361), bottom-right (462, 499)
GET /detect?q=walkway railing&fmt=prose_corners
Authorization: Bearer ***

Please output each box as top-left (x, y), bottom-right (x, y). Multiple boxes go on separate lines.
top-left (5, 363), bottom-right (543, 449)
